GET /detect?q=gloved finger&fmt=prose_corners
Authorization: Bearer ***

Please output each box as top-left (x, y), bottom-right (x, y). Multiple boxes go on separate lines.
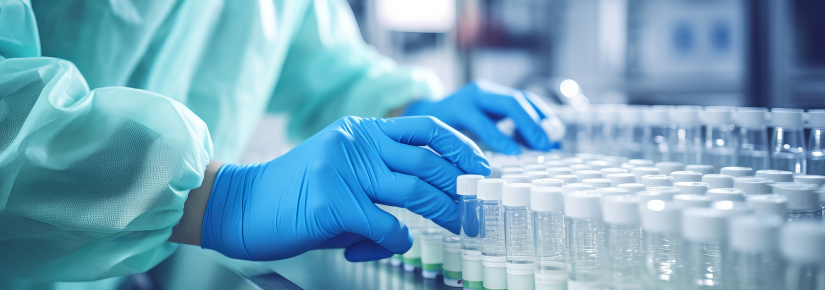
top-left (373, 172), bottom-right (460, 234)
top-left (522, 90), bottom-right (567, 142)
top-left (377, 138), bottom-right (467, 198)
top-left (314, 232), bottom-right (369, 249)
top-left (460, 111), bottom-right (521, 155)
top-left (377, 117), bottom-right (491, 176)
top-left (341, 203), bottom-right (413, 254)
top-left (476, 92), bottom-right (552, 151)
top-left (521, 91), bottom-right (547, 119)
top-left (345, 240), bottom-right (395, 262)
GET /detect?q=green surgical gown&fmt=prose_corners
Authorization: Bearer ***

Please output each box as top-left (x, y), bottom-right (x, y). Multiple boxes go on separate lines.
top-left (0, 0), bottom-right (442, 289)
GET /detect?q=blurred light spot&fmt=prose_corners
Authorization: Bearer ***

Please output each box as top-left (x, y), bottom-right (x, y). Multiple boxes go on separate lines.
top-left (648, 200), bottom-right (666, 211)
top-left (560, 79), bottom-right (580, 98)
top-left (715, 201), bottom-right (733, 210)
top-left (715, 139), bottom-right (724, 146)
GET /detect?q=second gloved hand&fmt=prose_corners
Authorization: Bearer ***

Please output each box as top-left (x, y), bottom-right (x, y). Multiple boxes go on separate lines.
top-left (201, 116), bottom-right (491, 262)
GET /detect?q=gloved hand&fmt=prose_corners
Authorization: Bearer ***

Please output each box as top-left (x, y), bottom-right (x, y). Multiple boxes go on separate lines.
top-left (403, 80), bottom-right (564, 155)
top-left (201, 116), bottom-right (491, 262)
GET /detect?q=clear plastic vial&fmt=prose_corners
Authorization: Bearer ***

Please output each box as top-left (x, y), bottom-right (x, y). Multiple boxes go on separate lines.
top-left (781, 222), bottom-right (825, 290)
top-left (618, 106), bottom-right (646, 159)
top-left (420, 219), bottom-right (444, 279)
top-left (772, 182), bottom-right (821, 221)
top-left (728, 214), bottom-right (784, 290)
top-left (402, 211), bottom-right (424, 272)
top-left (669, 106), bottom-right (703, 165)
top-left (480, 179), bottom-right (508, 290)
top-left (459, 175), bottom-right (486, 289)
top-left (746, 194), bottom-right (789, 220)
top-left (771, 109), bottom-right (807, 174)
top-left (565, 191), bottom-right (605, 290)
top-left (640, 200), bottom-right (683, 290)
top-left (732, 108), bottom-right (771, 171)
top-left (681, 208), bottom-right (729, 289)
top-left (807, 110), bottom-right (825, 175)
top-left (699, 107), bottom-right (738, 172)
top-left (602, 195), bottom-right (645, 290)
top-left (532, 187), bottom-right (569, 290)
top-left (643, 107), bottom-right (671, 163)
top-left (504, 183), bottom-right (536, 290)
top-left (443, 230), bottom-right (464, 287)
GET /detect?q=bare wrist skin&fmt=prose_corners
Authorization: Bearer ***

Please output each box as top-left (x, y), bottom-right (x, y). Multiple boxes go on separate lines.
top-left (169, 160), bottom-right (223, 246)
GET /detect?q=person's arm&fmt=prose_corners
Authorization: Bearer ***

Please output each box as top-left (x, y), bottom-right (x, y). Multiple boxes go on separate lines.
top-left (169, 161), bottom-right (223, 246)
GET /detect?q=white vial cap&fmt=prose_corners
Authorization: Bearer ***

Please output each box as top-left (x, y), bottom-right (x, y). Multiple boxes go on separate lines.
top-left (720, 167), bottom-right (754, 177)
top-left (637, 190), bottom-right (676, 204)
top-left (809, 109), bottom-right (825, 128)
top-left (575, 153), bottom-right (601, 161)
top-left (670, 107), bottom-right (699, 125)
top-left (525, 171), bottom-right (551, 180)
top-left (458, 175), bottom-right (485, 196)
top-left (674, 182), bottom-right (710, 195)
top-left (703, 174), bottom-right (735, 189)
top-left (772, 182), bottom-right (820, 210)
top-left (628, 159), bottom-right (655, 166)
top-left (601, 167), bottom-right (629, 175)
top-left (501, 174), bottom-right (531, 184)
top-left (604, 156), bottom-right (629, 164)
top-left (673, 194), bottom-right (713, 209)
top-left (532, 178), bottom-right (564, 188)
top-left (570, 164), bottom-right (592, 171)
top-left (582, 178), bottom-right (612, 189)
top-left (523, 164), bottom-right (547, 172)
top-left (642, 175), bottom-right (675, 188)
top-left (547, 167), bottom-right (574, 175)
top-left (795, 175), bottom-right (825, 186)
top-left (544, 161), bottom-right (566, 168)
top-left (730, 214), bottom-right (783, 253)
top-left (734, 177), bottom-right (774, 195)
top-left (478, 179), bottom-right (506, 201)
top-left (755, 170), bottom-right (794, 182)
top-left (683, 208), bottom-right (728, 242)
top-left (564, 191), bottom-right (603, 219)
top-left (602, 195), bottom-right (641, 225)
top-left (502, 183), bottom-right (533, 207)
top-left (531, 187), bottom-right (564, 213)
top-left (700, 106), bottom-right (734, 124)
top-left (706, 188), bottom-right (746, 202)
top-left (685, 164), bottom-right (715, 175)
top-left (746, 194), bottom-right (789, 220)
top-left (607, 173), bottom-right (637, 186)
top-left (656, 162), bottom-right (685, 176)
top-left (632, 167), bottom-right (660, 183)
top-left (562, 157), bottom-right (584, 165)
top-left (617, 183), bottom-right (646, 194)
top-left (588, 160), bottom-right (615, 170)
top-left (713, 201), bottom-right (753, 216)
top-left (781, 221), bottom-right (825, 264)
top-left (733, 108), bottom-right (769, 128)
top-left (598, 187), bottom-right (631, 197)
top-left (575, 170), bottom-right (604, 180)
top-left (552, 175), bottom-right (578, 184)
top-left (562, 183), bottom-right (596, 194)
top-left (671, 171), bottom-right (704, 182)
top-left (641, 200), bottom-right (681, 234)
top-left (500, 167), bottom-right (524, 176)
top-left (772, 108), bottom-right (804, 128)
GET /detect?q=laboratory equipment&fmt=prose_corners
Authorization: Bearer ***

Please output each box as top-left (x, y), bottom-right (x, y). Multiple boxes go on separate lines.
top-left (444, 230), bottom-right (463, 287)
top-left (602, 195), bottom-right (645, 290)
top-left (685, 164), bottom-right (715, 175)
top-left (421, 219), bottom-right (444, 279)
top-left (781, 222), bottom-right (825, 290)
top-left (674, 182), bottom-right (710, 195)
top-left (733, 177), bottom-right (774, 195)
top-left (460, 176), bottom-right (488, 290)
top-left (607, 173), bottom-right (638, 186)
top-left (532, 178), bottom-right (565, 188)
top-left (581, 178), bottom-right (612, 189)
top-left (746, 194), bottom-right (789, 220)
top-left (772, 183), bottom-right (821, 221)
top-left (565, 191), bottom-right (605, 289)
top-left (641, 175), bottom-right (675, 188)
top-left (720, 167), bottom-right (754, 177)
top-left (670, 171), bottom-right (704, 183)
top-left (643, 107), bottom-right (671, 162)
top-left (656, 162), bottom-right (685, 176)
top-left (404, 211), bottom-right (424, 272)
top-left (755, 170), bottom-right (794, 182)
top-left (699, 107), bottom-right (738, 172)
top-left (480, 179), bottom-right (508, 290)
top-left (617, 183), bottom-right (646, 194)
top-left (706, 188), bottom-right (746, 202)
top-left (681, 208), bottom-right (729, 289)
top-left (503, 184), bottom-right (536, 290)
top-left (575, 170), bottom-right (605, 180)
top-left (631, 167), bottom-right (660, 183)
top-left (640, 200), bottom-right (683, 289)
top-left (702, 174), bottom-right (735, 189)
top-left (732, 108), bottom-right (771, 171)
top-left (728, 215), bottom-right (784, 290)
top-left (673, 194), bottom-right (713, 209)
top-left (562, 183), bottom-right (596, 193)
top-left (532, 187), bottom-right (568, 290)
top-left (503, 174), bottom-right (532, 184)
top-left (553, 175), bottom-right (580, 184)
top-left (771, 109), bottom-right (807, 174)
top-left (669, 107), bottom-right (703, 166)
top-left (808, 110), bottom-right (825, 175)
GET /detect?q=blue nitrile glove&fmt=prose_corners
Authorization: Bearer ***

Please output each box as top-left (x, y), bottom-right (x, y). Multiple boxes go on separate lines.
top-left (403, 80), bottom-right (564, 155)
top-left (201, 116), bottom-right (491, 262)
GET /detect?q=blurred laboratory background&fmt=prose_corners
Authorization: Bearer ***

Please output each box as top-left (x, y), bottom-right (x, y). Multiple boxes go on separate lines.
top-left (345, 0), bottom-right (825, 108)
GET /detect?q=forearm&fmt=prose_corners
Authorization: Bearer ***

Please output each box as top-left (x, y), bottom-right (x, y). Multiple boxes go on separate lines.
top-left (169, 160), bottom-right (223, 246)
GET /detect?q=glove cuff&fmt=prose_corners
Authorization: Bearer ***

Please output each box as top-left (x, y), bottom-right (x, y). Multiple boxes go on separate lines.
top-left (201, 163), bottom-right (264, 259)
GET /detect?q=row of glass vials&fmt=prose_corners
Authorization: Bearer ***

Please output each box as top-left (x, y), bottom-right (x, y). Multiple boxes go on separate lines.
top-left (553, 105), bottom-right (825, 175)
top-left (378, 151), bottom-right (825, 290)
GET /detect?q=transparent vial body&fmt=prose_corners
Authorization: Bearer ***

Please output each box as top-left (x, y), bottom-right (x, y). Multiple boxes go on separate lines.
top-left (785, 263), bottom-right (825, 290)
top-left (771, 127), bottom-right (806, 174)
top-left (482, 200), bottom-right (507, 290)
top-left (807, 128), bottom-right (825, 175)
top-left (787, 209), bottom-right (823, 222)
top-left (577, 121), bottom-right (602, 154)
top-left (534, 211), bottom-right (569, 289)
top-left (604, 224), bottom-right (645, 290)
top-left (506, 205), bottom-right (535, 290)
top-left (566, 217), bottom-right (605, 289)
top-left (702, 124), bottom-right (737, 173)
top-left (461, 195), bottom-right (483, 289)
top-left (443, 234), bottom-right (463, 287)
top-left (681, 239), bottom-right (726, 289)
top-left (736, 126), bottom-right (770, 171)
top-left (421, 228), bottom-right (444, 278)
top-left (619, 124), bottom-right (645, 159)
top-left (643, 231), bottom-right (682, 290)
top-left (644, 125), bottom-right (671, 163)
top-left (729, 250), bottom-right (784, 290)
top-left (670, 125), bottom-right (702, 165)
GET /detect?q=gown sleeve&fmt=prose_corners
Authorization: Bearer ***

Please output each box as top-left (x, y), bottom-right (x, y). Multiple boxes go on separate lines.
top-left (0, 0), bottom-right (213, 282)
